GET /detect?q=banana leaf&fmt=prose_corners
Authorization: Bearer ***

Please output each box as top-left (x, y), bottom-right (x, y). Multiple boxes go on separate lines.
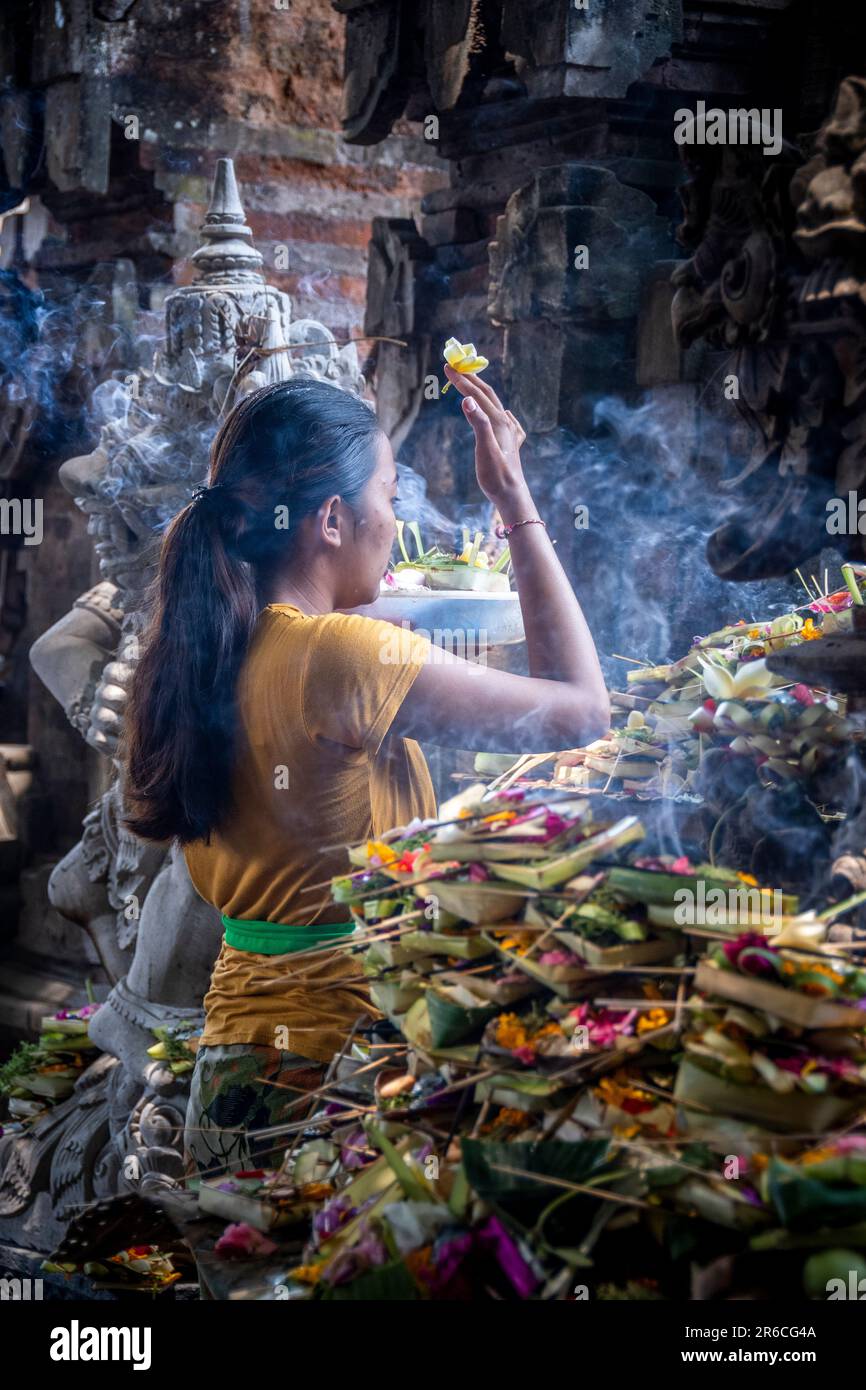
top-left (626, 663), bottom-right (674, 684)
top-left (475, 1071), bottom-right (574, 1112)
top-left (400, 927), bottom-right (494, 958)
top-left (400, 997), bottom-right (480, 1064)
top-left (425, 566), bottom-right (509, 593)
top-left (38, 1033), bottom-right (97, 1053)
top-left (427, 985), bottom-right (499, 1048)
top-left (365, 1122), bottom-right (438, 1204)
top-left (428, 839), bottom-right (552, 862)
top-left (368, 972), bottom-right (425, 1017)
top-left (567, 901), bottom-right (649, 940)
top-left (660, 1176), bottom-right (771, 1231)
top-left (491, 817), bottom-right (644, 891)
top-left (15, 1071), bottom-right (78, 1099)
top-left (39, 1015), bottom-right (90, 1036)
top-left (675, 1056), bottom-right (861, 1134)
top-left (363, 937), bottom-right (421, 968)
top-left (318, 1259), bottom-right (420, 1301)
top-left (461, 1139), bottom-right (615, 1232)
top-left (607, 866), bottom-right (740, 907)
top-left (694, 959), bottom-right (866, 1030)
top-left (482, 933), bottom-right (594, 998)
top-left (765, 1158), bottom-right (866, 1231)
top-left (751, 1221), bottom-right (866, 1252)
top-left (610, 866), bottom-right (798, 915)
top-left (555, 928), bottom-right (678, 970)
top-left (435, 966), bottom-right (539, 1005)
top-left (423, 880), bottom-right (525, 924)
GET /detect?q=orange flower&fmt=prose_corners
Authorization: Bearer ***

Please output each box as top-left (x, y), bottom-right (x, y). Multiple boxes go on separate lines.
top-left (299, 1181), bottom-right (334, 1201)
top-left (801, 618), bottom-right (822, 641)
top-left (495, 929), bottom-right (534, 955)
top-left (799, 1146), bottom-right (835, 1166)
top-left (405, 1243), bottom-right (436, 1289)
top-left (481, 1106), bottom-right (532, 1133)
top-left (494, 1013), bottom-right (561, 1050)
top-left (288, 1262), bottom-right (325, 1285)
top-left (494, 1013), bottom-right (529, 1049)
top-left (595, 1072), bottom-right (656, 1112)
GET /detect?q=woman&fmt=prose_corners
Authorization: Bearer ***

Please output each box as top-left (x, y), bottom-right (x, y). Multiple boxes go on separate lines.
top-left (122, 365), bottom-right (609, 1178)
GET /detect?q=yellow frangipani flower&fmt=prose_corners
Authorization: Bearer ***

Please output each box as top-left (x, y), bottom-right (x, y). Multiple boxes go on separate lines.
top-left (442, 337), bottom-right (489, 393)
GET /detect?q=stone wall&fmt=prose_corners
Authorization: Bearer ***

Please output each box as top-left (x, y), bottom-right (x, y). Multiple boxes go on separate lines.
top-left (344, 1), bottom-right (866, 674)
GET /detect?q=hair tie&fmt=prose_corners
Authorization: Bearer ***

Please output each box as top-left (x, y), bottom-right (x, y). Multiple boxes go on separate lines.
top-left (191, 482), bottom-right (225, 505)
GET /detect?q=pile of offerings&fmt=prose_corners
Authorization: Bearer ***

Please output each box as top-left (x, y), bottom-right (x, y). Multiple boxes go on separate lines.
top-left (553, 571), bottom-right (866, 800)
top-left (42, 1244), bottom-right (183, 1294)
top-left (0, 1003), bottom-right (100, 1132)
top-left (383, 521), bottom-right (511, 595)
top-left (188, 784), bottom-right (866, 1302)
top-left (146, 1020), bottom-right (202, 1078)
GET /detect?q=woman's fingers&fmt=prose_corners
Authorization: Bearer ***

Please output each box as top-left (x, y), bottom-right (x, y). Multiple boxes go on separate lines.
top-left (505, 410), bottom-right (526, 448)
top-left (444, 363), bottom-right (507, 421)
top-left (462, 395), bottom-right (495, 438)
top-left (461, 369), bottom-right (505, 413)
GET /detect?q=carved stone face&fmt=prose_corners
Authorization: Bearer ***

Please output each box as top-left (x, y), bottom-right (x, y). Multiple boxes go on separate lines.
top-left (59, 444), bottom-right (146, 592)
top-left (59, 404), bottom-right (213, 595)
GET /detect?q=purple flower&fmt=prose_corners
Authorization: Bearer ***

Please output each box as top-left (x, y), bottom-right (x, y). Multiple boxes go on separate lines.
top-left (313, 1194), bottom-right (355, 1240)
top-left (340, 1126), bottom-right (374, 1170)
top-left (427, 1217), bottom-right (538, 1298)
top-left (321, 1224), bottom-right (387, 1286)
top-left (477, 1216), bottom-right (538, 1297)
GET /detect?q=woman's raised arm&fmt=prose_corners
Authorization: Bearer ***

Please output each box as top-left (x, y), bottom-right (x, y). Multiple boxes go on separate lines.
top-left (390, 366), bottom-right (610, 753)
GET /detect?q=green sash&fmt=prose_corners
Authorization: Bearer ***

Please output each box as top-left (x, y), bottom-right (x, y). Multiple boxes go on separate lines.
top-left (221, 914), bottom-right (356, 956)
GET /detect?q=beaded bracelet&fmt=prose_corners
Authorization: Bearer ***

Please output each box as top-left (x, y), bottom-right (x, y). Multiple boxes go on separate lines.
top-left (494, 517), bottom-right (547, 539)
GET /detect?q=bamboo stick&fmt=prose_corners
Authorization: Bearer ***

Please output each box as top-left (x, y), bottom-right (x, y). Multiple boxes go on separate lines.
top-left (487, 1161), bottom-right (653, 1210)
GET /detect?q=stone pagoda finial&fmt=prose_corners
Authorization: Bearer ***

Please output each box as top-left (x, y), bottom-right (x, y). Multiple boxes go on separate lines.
top-left (190, 157), bottom-right (264, 284)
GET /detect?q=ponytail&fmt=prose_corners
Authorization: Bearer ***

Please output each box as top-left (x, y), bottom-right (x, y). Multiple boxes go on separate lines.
top-left (121, 378), bottom-right (382, 844)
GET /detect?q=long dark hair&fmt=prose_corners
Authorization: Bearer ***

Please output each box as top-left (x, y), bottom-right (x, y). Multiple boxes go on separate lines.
top-left (121, 378), bottom-right (383, 845)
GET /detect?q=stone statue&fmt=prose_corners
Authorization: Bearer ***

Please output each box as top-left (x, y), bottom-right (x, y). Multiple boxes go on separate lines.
top-left (0, 157), bottom-right (366, 1248)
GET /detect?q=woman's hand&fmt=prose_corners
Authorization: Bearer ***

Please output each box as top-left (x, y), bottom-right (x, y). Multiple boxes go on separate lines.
top-left (443, 363), bottom-right (530, 518)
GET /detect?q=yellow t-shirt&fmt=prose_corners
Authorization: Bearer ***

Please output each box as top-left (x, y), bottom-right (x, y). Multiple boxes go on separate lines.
top-left (183, 603), bottom-right (435, 1062)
